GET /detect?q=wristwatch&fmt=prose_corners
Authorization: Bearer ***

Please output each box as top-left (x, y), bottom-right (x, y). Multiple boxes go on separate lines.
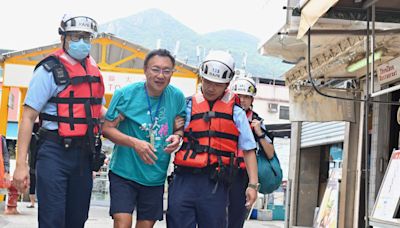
top-left (248, 183), bottom-right (260, 191)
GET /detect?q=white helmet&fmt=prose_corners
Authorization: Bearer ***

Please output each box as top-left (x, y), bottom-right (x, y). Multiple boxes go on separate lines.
top-left (199, 50), bottom-right (235, 83)
top-left (59, 14), bottom-right (98, 35)
top-left (231, 76), bottom-right (257, 97)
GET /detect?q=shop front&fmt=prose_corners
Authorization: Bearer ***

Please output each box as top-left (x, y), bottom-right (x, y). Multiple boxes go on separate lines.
top-left (258, 0), bottom-right (400, 227)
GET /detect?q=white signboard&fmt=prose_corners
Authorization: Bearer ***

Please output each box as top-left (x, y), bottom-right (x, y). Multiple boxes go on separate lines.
top-left (377, 57), bottom-right (400, 85)
top-left (3, 63), bottom-right (197, 97)
top-left (370, 150), bottom-right (400, 227)
top-left (289, 87), bottom-right (355, 122)
top-left (3, 63), bottom-right (34, 88)
top-left (314, 168), bottom-right (341, 228)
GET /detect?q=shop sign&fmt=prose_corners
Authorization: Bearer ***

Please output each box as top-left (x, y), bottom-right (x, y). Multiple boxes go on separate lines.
top-left (377, 56), bottom-right (400, 85)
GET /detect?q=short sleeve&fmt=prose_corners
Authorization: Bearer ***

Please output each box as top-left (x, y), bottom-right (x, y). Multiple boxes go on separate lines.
top-left (233, 106), bottom-right (257, 151)
top-left (24, 66), bottom-right (60, 112)
top-left (105, 88), bottom-right (126, 121)
top-left (184, 99), bottom-right (192, 128)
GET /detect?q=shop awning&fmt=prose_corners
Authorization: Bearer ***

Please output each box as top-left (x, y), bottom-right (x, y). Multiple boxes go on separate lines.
top-left (297, 0), bottom-right (339, 39)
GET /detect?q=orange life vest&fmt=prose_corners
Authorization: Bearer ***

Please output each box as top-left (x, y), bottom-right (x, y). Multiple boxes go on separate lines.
top-left (37, 49), bottom-right (105, 138)
top-left (174, 91), bottom-right (239, 168)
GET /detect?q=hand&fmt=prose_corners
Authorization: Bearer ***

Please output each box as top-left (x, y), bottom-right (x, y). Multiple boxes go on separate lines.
top-left (251, 119), bottom-right (263, 136)
top-left (1, 173), bottom-right (12, 188)
top-left (12, 163), bottom-right (30, 193)
top-left (245, 187), bottom-right (258, 209)
top-left (174, 116), bottom-right (185, 131)
top-left (164, 134), bottom-right (182, 154)
top-left (132, 138), bottom-right (157, 165)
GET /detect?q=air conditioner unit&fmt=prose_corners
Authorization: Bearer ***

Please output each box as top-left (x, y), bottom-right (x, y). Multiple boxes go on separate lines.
top-left (268, 103), bottom-right (278, 113)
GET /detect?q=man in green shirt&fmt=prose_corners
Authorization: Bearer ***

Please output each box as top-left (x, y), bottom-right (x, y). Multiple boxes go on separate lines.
top-left (102, 49), bottom-right (185, 228)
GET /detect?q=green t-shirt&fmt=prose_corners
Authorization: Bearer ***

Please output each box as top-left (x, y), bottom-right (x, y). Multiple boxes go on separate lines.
top-left (106, 82), bottom-right (186, 186)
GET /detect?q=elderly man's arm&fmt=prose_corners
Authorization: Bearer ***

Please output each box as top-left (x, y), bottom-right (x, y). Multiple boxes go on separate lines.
top-left (102, 114), bottom-right (158, 165)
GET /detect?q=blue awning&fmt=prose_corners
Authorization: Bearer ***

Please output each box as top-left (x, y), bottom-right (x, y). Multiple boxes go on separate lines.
top-left (6, 122), bottom-right (18, 140)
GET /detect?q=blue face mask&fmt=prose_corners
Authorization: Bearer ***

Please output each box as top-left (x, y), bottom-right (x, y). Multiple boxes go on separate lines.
top-left (67, 39), bottom-right (91, 60)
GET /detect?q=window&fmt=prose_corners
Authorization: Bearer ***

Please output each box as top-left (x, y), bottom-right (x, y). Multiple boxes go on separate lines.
top-left (268, 103), bottom-right (278, 113)
top-left (279, 105), bottom-right (289, 120)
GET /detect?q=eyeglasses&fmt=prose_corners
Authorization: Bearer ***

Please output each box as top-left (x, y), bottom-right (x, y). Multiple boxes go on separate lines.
top-left (149, 67), bottom-right (175, 77)
top-left (68, 33), bottom-right (93, 43)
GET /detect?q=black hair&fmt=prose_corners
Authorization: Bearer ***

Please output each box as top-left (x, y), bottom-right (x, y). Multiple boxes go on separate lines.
top-left (144, 49), bottom-right (175, 69)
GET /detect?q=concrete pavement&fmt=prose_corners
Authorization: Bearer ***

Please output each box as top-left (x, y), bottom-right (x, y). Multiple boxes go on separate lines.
top-left (0, 202), bottom-right (284, 228)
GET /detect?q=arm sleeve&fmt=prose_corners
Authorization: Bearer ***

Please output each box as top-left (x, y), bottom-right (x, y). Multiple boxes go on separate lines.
top-left (24, 66), bottom-right (60, 112)
top-left (233, 106), bottom-right (257, 151)
top-left (105, 89), bottom-right (125, 121)
top-left (184, 100), bottom-right (192, 128)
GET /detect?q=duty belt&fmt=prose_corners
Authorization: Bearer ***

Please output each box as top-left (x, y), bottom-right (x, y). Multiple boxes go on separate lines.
top-left (38, 128), bottom-right (87, 149)
top-left (174, 165), bottom-right (217, 175)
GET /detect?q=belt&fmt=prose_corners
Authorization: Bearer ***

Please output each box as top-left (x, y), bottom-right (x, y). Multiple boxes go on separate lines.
top-left (174, 165), bottom-right (224, 175)
top-left (38, 128), bottom-right (87, 149)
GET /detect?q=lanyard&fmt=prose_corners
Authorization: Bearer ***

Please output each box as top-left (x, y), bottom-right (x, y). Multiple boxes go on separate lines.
top-left (144, 83), bottom-right (164, 128)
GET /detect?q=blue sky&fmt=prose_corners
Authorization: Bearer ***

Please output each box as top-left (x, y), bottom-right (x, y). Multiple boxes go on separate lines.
top-left (0, 0), bottom-right (287, 50)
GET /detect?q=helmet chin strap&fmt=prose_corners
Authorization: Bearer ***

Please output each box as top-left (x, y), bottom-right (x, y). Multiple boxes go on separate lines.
top-left (62, 35), bottom-right (67, 52)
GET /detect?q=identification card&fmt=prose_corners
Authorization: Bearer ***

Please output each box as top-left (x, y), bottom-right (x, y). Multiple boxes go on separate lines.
top-left (149, 130), bottom-right (155, 147)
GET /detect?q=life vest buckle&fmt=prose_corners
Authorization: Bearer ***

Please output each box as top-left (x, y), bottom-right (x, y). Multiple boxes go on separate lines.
top-left (203, 111), bottom-right (215, 122)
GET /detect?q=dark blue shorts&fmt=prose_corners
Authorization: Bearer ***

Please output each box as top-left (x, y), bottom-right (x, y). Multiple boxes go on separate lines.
top-left (108, 171), bottom-right (164, 221)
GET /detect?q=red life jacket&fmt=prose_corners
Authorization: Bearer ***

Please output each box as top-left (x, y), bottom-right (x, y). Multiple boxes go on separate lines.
top-left (37, 49), bottom-right (104, 138)
top-left (174, 91), bottom-right (239, 168)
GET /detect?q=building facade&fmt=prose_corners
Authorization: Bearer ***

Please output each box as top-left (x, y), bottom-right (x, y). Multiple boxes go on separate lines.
top-left (259, 0), bottom-right (400, 227)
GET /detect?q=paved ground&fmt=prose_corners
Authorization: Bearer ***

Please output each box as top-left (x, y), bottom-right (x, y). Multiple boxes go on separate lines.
top-left (0, 202), bottom-right (284, 228)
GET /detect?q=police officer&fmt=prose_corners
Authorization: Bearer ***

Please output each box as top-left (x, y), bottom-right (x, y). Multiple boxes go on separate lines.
top-left (166, 51), bottom-right (259, 228)
top-left (228, 75), bottom-right (275, 228)
top-left (13, 14), bottom-right (105, 228)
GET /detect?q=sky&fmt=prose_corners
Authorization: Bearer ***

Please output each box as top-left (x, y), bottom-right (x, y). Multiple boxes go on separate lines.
top-left (0, 0), bottom-right (287, 51)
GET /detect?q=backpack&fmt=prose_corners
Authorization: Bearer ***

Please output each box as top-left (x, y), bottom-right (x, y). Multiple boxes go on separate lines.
top-left (257, 151), bottom-right (283, 194)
